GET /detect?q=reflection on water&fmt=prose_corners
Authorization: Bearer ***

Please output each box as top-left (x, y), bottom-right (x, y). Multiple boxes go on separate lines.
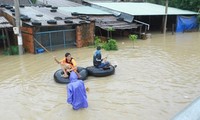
top-left (0, 32), bottom-right (200, 120)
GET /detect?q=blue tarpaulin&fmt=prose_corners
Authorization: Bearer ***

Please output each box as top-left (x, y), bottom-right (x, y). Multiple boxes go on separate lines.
top-left (176, 16), bottom-right (198, 32)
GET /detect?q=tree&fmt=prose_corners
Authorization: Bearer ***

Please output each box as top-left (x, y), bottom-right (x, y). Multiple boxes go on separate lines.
top-left (147, 0), bottom-right (200, 12)
top-left (129, 34), bottom-right (138, 48)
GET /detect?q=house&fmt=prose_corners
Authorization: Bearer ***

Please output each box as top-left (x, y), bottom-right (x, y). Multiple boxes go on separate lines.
top-left (85, 2), bottom-right (198, 33)
top-left (0, 0), bottom-right (143, 54)
top-left (0, 1), bottom-right (96, 54)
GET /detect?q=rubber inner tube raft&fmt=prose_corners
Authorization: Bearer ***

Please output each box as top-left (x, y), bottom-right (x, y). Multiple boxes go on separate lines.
top-left (54, 67), bottom-right (88, 84)
top-left (86, 65), bottom-right (115, 77)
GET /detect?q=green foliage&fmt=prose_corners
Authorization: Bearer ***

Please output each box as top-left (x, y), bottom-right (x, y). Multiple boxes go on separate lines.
top-left (107, 27), bottom-right (115, 32)
top-left (107, 27), bottom-right (115, 39)
top-left (94, 36), bottom-right (101, 47)
top-left (94, 36), bottom-right (118, 51)
top-left (102, 39), bottom-right (118, 51)
top-left (2, 46), bottom-right (19, 55)
top-left (129, 34), bottom-right (138, 48)
top-left (10, 45), bottom-right (19, 55)
top-left (129, 34), bottom-right (138, 42)
top-left (31, 0), bottom-right (37, 4)
top-left (147, 0), bottom-right (200, 12)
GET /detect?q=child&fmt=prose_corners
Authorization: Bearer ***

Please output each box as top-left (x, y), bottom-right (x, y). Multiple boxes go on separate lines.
top-left (67, 71), bottom-right (88, 110)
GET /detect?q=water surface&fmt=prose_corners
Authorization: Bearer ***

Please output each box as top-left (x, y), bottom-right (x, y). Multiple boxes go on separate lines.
top-left (0, 32), bottom-right (200, 120)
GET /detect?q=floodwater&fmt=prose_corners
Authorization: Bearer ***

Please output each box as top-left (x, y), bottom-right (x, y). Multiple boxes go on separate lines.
top-left (0, 32), bottom-right (200, 120)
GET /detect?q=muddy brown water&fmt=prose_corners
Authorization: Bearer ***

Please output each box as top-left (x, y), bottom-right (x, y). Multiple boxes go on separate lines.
top-left (0, 32), bottom-right (200, 120)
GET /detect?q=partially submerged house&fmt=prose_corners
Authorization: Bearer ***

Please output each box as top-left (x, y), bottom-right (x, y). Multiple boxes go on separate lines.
top-left (0, 0), bottom-right (143, 54)
top-left (1, 6), bottom-right (95, 54)
top-left (1, 0), bottom-right (198, 54)
top-left (85, 2), bottom-right (198, 33)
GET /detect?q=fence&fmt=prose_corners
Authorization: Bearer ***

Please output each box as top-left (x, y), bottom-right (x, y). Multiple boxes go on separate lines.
top-left (34, 29), bottom-right (76, 53)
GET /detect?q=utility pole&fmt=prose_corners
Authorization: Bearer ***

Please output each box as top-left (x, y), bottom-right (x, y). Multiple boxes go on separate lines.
top-left (14, 0), bottom-right (23, 55)
top-left (163, 0), bottom-right (168, 34)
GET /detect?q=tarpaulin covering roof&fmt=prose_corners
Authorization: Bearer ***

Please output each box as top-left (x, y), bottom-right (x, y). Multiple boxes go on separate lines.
top-left (89, 2), bottom-right (198, 16)
top-left (0, 16), bottom-right (12, 28)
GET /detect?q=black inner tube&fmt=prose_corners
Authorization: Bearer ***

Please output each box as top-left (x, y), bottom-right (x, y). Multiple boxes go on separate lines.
top-left (86, 66), bottom-right (115, 77)
top-left (54, 67), bottom-right (88, 84)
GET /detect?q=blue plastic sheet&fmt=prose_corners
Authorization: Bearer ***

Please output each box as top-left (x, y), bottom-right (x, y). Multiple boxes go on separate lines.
top-left (176, 16), bottom-right (198, 32)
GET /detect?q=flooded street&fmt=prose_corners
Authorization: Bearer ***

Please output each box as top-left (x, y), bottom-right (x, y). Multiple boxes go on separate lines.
top-left (0, 32), bottom-right (200, 120)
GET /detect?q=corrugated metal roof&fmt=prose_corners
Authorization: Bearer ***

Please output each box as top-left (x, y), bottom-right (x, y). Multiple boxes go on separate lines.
top-left (6, 6), bottom-right (111, 21)
top-left (0, 0), bottom-right (31, 5)
top-left (90, 2), bottom-right (198, 16)
top-left (59, 6), bottom-right (112, 15)
top-left (19, 6), bottom-right (72, 20)
top-left (2, 5), bottom-right (138, 29)
top-left (3, 6), bottom-right (92, 26)
top-left (36, 0), bottom-right (82, 7)
top-left (0, 16), bottom-right (12, 28)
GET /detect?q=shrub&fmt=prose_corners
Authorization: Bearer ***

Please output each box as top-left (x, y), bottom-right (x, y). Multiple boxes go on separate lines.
top-left (102, 39), bottom-right (118, 51)
top-left (94, 36), bottom-right (101, 47)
